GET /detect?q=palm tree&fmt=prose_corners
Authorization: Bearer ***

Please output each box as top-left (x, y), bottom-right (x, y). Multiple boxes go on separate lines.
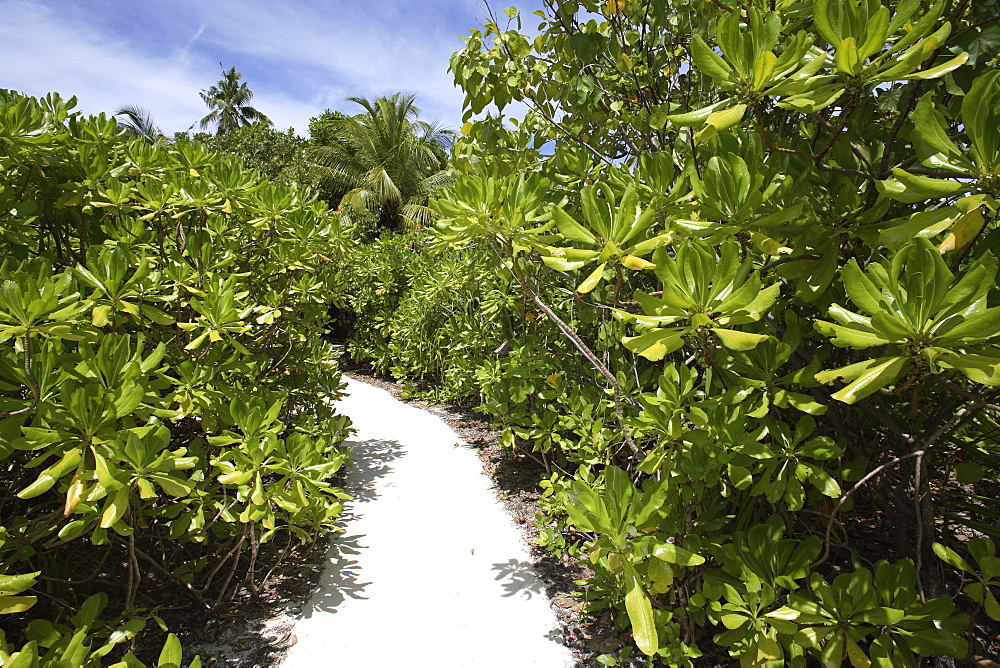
top-left (114, 104), bottom-right (163, 144)
top-left (199, 65), bottom-right (270, 135)
top-left (312, 93), bottom-right (453, 232)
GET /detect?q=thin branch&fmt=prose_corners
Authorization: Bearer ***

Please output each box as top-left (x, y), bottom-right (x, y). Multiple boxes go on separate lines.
top-left (0, 335), bottom-right (41, 418)
top-left (526, 101), bottom-right (617, 168)
top-left (509, 257), bottom-right (641, 456)
top-left (937, 375), bottom-right (1000, 411)
top-left (814, 405), bottom-right (973, 569)
top-left (813, 450), bottom-right (924, 569)
top-left (133, 547), bottom-right (211, 609)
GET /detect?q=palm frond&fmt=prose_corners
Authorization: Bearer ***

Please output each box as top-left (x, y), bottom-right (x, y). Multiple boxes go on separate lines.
top-left (115, 104), bottom-right (163, 143)
top-left (198, 65), bottom-right (270, 135)
top-left (416, 171), bottom-right (456, 196)
top-left (309, 92), bottom-right (453, 232)
top-left (400, 203), bottom-right (436, 229)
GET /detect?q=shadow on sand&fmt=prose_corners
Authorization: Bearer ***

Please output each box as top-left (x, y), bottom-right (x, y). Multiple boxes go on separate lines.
top-left (491, 558), bottom-right (546, 599)
top-left (299, 437), bottom-right (405, 618)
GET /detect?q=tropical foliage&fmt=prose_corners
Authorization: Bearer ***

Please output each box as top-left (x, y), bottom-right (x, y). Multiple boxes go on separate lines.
top-left (198, 66), bottom-right (271, 135)
top-left (114, 104), bottom-right (164, 145)
top-left (0, 90), bottom-right (352, 664)
top-left (341, 0), bottom-right (1000, 664)
top-left (313, 93), bottom-right (453, 233)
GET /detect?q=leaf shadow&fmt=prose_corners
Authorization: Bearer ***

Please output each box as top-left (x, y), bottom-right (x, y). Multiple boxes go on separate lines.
top-left (491, 558), bottom-right (546, 599)
top-left (299, 436), bottom-right (406, 617)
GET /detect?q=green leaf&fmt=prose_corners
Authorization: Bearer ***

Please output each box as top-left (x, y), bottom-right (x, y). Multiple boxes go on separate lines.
top-left (816, 357), bottom-right (908, 404)
top-left (92, 304), bottom-right (112, 327)
top-left (107, 618), bottom-right (146, 645)
top-left (854, 606), bottom-right (904, 625)
top-left (842, 260), bottom-right (885, 314)
top-left (912, 95), bottom-right (962, 160)
top-left (711, 328), bottom-right (769, 351)
top-left (751, 51), bottom-right (778, 90)
top-left (690, 34), bottom-right (735, 84)
top-left (729, 464), bottom-right (753, 489)
top-left (100, 486), bottom-right (130, 529)
top-left (0, 595), bottom-right (38, 614)
top-left (935, 307), bottom-right (1000, 345)
top-left (901, 626), bottom-right (968, 657)
top-left (857, 6), bottom-right (890, 60)
top-left (937, 353), bottom-right (1000, 386)
top-left (909, 52), bottom-right (969, 80)
top-left (845, 636), bottom-right (872, 667)
top-left (984, 588), bottom-right (1000, 621)
top-left (814, 320), bottom-right (890, 348)
top-left (813, 0), bottom-right (842, 47)
top-left (954, 462), bottom-right (985, 484)
top-left (963, 71), bottom-right (1000, 172)
top-left (877, 206), bottom-right (957, 249)
top-left (932, 542), bottom-right (973, 574)
top-left (652, 542), bottom-right (705, 566)
top-left (552, 206), bottom-right (597, 244)
top-left (694, 104), bottom-right (747, 143)
top-left (577, 262), bottom-right (607, 294)
top-left (624, 568), bottom-right (658, 656)
top-left (4, 642), bottom-right (38, 668)
top-left (878, 168), bottom-right (966, 203)
top-left (140, 304), bottom-right (175, 325)
top-left (622, 329), bottom-right (686, 361)
top-left (802, 462), bottom-right (842, 498)
top-left (158, 633), bottom-right (183, 667)
top-left (541, 255), bottom-right (591, 271)
top-left (665, 100), bottom-right (731, 127)
top-left (778, 83), bottom-right (846, 112)
top-left (835, 37), bottom-right (862, 75)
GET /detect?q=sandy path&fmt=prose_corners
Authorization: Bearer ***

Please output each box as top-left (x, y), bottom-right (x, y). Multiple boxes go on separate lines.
top-left (281, 377), bottom-right (573, 667)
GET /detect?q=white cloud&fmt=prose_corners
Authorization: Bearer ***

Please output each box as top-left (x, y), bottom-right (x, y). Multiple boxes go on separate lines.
top-left (178, 0), bottom-right (475, 127)
top-left (0, 0), bottom-right (495, 136)
top-left (0, 1), bottom-right (211, 133)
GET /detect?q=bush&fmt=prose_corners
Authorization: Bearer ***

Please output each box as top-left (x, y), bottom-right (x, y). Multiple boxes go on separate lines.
top-left (341, 232), bottom-right (511, 402)
top-left (0, 90), bottom-right (352, 662)
top-left (426, 0), bottom-right (1000, 663)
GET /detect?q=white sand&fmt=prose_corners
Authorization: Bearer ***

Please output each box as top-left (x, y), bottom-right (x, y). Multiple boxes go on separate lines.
top-left (281, 377), bottom-right (573, 667)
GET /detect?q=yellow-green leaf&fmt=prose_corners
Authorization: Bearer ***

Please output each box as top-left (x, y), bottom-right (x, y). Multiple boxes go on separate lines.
top-left (0, 596), bottom-right (38, 614)
top-left (694, 104), bottom-right (747, 143)
top-left (100, 486), bottom-right (130, 529)
top-left (712, 328), bottom-right (769, 350)
top-left (621, 255), bottom-right (655, 270)
top-left (624, 570), bottom-right (658, 656)
top-left (751, 51), bottom-right (778, 90)
top-left (835, 37), bottom-right (862, 75)
top-left (577, 262), bottom-right (607, 294)
top-left (750, 232), bottom-right (792, 256)
top-left (622, 329), bottom-right (686, 361)
top-left (827, 357), bottom-right (907, 404)
top-left (92, 304), bottom-right (112, 327)
top-left (939, 208), bottom-right (985, 253)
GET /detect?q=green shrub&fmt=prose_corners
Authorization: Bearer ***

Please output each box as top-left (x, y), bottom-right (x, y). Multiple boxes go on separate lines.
top-left (424, 0), bottom-right (1000, 663)
top-left (0, 90), bottom-right (352, 660)
top-left (342, 232), bottom-right (511, 401)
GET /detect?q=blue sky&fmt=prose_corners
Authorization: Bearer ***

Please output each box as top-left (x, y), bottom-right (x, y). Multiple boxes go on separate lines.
top-left (0, 0), bottom-right (539, 136)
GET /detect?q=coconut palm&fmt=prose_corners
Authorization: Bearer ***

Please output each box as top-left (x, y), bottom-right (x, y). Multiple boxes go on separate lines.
top-left (199, 65), bottom-right (270, 135)
top-left (114, 104), bottom-right (163, 144)
top-left (312, 93), bottom-right (453, 232)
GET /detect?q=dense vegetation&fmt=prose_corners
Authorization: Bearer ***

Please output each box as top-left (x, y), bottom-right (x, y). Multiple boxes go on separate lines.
top-left (4, 0), bottom-right (1000, 665)
top-left (0, 91), bottom-right (352, 665)
top-left (344, 0), bottom-right (1000, 664)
